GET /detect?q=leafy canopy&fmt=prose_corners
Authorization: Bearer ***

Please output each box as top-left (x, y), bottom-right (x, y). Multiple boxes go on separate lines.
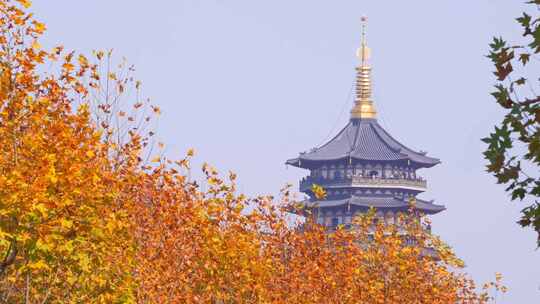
top-left (0, 0), bottom-right (505, 302)
top-left (483, 1), bottom-right (540, 245)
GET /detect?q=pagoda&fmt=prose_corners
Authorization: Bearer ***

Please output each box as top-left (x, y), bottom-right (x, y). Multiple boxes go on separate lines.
top-left (286, 19), bottom-right (445, 229)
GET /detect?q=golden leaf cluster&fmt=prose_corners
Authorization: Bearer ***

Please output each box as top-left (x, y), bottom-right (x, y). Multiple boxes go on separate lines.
top-left (0, 0), bottom-right (505, 303)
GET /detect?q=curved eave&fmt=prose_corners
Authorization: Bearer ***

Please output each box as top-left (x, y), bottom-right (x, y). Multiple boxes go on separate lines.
top-left (286, 119), bottom-right (440, 169)
top-left (286, 155), bottom-right (440, 169)
top-left (286, 158), bottom-right (301, 167)
top-left (296, 196), bottom-right (445, 215)
top-left (367, 119), bottom-right (441, 168)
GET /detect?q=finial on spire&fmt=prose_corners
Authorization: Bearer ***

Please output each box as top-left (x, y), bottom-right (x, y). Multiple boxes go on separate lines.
top-left (358, 16), bottom-right (370, 64)
top-left (351, 16), bottom-right (377, 120)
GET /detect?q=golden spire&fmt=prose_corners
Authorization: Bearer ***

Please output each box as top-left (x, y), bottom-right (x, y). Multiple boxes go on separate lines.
top-left (351, 16), bottom-right (377, 119)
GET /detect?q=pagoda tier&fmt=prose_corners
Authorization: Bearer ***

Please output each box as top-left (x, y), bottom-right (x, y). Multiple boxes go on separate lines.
top-left (286, 118), bottom-right (439, 169)
top-left (300, 196), bottom-right (445, 216)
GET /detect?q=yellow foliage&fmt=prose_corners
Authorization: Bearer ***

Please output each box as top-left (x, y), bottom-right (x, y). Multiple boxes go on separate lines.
top-left (0, 0), bottom-right (505, 303)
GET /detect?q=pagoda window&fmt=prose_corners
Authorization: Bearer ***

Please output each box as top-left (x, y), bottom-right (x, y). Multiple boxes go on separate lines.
top-left (321, 166), bottom-right (328, 179)
top-left (329, 166), bottom-right (335, 179)
top-left (369, 170), bottom-right (378, 178)
top-left (333, 211), bottom-right (343, 226)
top-left (338, 165), bottom-right (345, 180)
top-left (375, 164), bottom-right (382, 177)
top-left (385, 165), bottom-right (393, 178)
top-left (346, 166), bottom-right (353, 178)
top-left (391, 167), bottom-right (398, 179)
top-left (325, 212), bottom-right (332, 226)
top-left (386, 211), bottom-right (395, 225)
top-left (317, 216), bottom-right (324, 225)
top-left (354, 164), bottom-right (362, 176)
top-left (396, 212), bottom-right (403, 226)
top-left (344, 215), bottom-right (352, 224)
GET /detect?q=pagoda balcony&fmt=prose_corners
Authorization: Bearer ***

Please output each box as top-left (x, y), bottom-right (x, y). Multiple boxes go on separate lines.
top-left (300, 176), bottom-right (427, 193)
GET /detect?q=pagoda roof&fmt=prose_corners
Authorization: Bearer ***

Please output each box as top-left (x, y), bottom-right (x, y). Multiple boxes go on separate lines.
top-left (287, 118), bottom-right (440, 168)
top-left (299, 196), bottom-right (445, 215)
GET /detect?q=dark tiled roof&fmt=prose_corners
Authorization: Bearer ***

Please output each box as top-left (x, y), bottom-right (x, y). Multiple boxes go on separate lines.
top-left (287, 118), bottom-right (439, 168)
top-left (300, 196), bottom-right (445, 215)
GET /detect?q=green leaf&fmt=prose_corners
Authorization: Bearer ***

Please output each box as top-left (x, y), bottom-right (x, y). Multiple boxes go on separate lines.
top-left (519, 53), bottom-right (530, 65)
top-left (511, 188), bottom-right (526, 200)
top-left (515, 77), bottom-right (526, 85)
top-left (489, 37), bottom-right (506, 51)
top-left (491, 84), bottom-right (513, 108)
top-left (517, 13), bottom-right (532, 28)
top-left (481, 137), bottom-right (492, 144)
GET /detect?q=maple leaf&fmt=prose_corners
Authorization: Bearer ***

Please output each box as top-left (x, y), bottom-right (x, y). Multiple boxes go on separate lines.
top-left (31, 40), bottom-right (41, 50)
top-left (311, 183), bottom-right (326, 199)
top-left (17, 0), bottom-right (31, 8)
top-left (0, 2), bottom-right (503, 303)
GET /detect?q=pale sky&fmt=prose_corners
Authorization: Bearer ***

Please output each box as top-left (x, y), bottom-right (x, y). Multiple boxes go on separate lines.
top-left (34, 1), bottom-right (539, 302)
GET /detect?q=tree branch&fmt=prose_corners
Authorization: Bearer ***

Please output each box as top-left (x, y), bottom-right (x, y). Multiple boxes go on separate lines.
top-left (0, 239), bottom-right (17, 277)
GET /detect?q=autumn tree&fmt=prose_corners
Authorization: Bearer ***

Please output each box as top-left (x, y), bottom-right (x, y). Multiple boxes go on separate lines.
top-left (483, 0), bottom-right (540, 245)
top-left (132, 162), bottom-right (505, 303)
top-left (0, 0), bottom-right (146, 302)
top-left (0, 0), bottom-right (505, 303)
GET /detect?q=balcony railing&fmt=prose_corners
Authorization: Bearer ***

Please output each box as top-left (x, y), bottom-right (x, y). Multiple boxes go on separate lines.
top-left (300, 176), bottom-right (427, 192)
